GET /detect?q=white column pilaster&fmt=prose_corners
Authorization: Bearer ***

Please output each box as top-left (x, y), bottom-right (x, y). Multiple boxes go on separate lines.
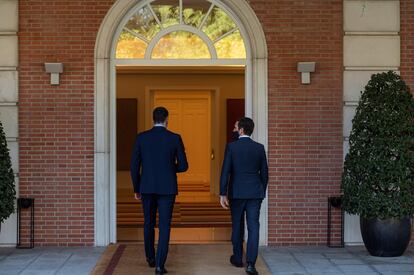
top-left (0, 0), bottom-right (19, 246)
top-left (343, 0), bottom-right (400, 244)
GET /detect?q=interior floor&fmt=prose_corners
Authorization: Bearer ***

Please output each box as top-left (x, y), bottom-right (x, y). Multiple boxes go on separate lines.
top-left (117, 188), bottom-right (232, 243)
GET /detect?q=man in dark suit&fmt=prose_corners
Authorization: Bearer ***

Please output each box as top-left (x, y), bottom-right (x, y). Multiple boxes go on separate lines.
top-left (220, 117), bottom-right (268, 275)
top-left (131, 106), bottom-right (188, 275)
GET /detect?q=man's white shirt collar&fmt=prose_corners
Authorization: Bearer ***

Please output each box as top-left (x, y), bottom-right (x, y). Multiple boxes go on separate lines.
top-left (239, 135), bottom-right (251, 139)
top-left (154, 123), bottom-right (166, 127)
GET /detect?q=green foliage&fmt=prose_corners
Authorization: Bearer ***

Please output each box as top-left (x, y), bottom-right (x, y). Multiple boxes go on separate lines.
top-left (201, 7), bottom-right (236, 40)
top-left (0, 120), bottom-right (15, 225)
top-left (342, 71), bottom-right (414, 219)
top-left (183, 8), bottom-right (205, 27)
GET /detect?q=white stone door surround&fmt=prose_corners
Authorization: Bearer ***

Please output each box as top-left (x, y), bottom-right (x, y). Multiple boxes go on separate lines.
top-left (94, 0), bottom-right (268, 246)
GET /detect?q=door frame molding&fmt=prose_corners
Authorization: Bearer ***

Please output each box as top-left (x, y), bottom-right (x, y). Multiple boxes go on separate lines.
top-left (94, 0), bottom-right (268, 246)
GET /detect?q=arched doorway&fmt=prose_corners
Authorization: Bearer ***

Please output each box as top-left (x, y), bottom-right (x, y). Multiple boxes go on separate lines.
top-left (94, 0), bottom-right (267, 246)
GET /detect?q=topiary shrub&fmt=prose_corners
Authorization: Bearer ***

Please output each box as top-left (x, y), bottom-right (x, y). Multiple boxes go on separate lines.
top-left (342, 71), bottom-right (414, 219)
top-left (0, 120), bottom-right (15, 230)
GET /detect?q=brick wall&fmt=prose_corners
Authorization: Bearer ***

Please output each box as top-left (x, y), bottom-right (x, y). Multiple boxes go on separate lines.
top-left (400, 0), bottom-right (414, 244)
top-left (19, 0), bottom-right (344, 246)
top-left (19, 0), bottom-right (114, 246)
top-left (249, 0), bottom-right (344, 245)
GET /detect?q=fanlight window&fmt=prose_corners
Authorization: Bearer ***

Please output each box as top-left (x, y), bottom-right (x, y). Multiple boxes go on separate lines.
top-left (115, 0), bottom-right (246, 59)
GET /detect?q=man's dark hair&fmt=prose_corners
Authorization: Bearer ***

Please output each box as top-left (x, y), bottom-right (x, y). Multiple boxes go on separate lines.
top-left (153, 106), bottom-right (169, 124)
top-left (238, 117), bottom-right (254, 136)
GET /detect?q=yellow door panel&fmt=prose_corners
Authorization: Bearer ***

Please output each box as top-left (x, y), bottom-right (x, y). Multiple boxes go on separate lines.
top-left (153, 91), bottom-right (211, 192)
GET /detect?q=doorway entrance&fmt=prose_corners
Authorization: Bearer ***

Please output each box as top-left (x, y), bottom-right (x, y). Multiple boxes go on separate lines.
top-left (115, 66), bottom-right (245, 243)
top-left (94, 0), bottom-right (268, 246)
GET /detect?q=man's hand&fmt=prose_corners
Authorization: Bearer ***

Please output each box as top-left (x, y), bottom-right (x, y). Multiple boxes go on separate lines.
top-left (134, 193), bottom-right (141, 200)
top-left (220, 195), bottom-right (229, 209)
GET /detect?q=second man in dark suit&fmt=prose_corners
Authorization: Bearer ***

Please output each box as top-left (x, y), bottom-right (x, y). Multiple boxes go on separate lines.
top-left (220, 117), bottom-right (268, 275)
top-left (131, 107), bottom-right (188, 275)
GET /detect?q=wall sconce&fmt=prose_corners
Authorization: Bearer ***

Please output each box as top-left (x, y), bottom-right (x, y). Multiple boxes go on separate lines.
top-left (44, 63), bottom-right (63, 85)
top-left (297, 62), bottom-right (316, 84)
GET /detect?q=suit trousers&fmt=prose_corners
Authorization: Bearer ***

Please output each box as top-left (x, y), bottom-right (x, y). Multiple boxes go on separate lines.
top-left (141, 194), bottom-right (175, 268)
top-left (230, 198), bottom-right (262, 265)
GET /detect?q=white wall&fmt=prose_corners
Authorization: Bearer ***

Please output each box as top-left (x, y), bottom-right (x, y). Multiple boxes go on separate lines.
top-left (0, 0), bottom-right (19, 246)
top-left (343, 0), bottom-right (400, 244)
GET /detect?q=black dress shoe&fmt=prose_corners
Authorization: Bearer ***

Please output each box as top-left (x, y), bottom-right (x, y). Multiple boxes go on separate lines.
top-left (246, 263), bottom-right (258, 275)
top-left (155, 267), bottom-right (168, 274)
top-left (147, 258), bottom-right (155, 267)
top-left (230, 255), bottom-right (243, 268)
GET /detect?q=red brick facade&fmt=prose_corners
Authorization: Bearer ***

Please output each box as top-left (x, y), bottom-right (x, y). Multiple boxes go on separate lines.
top-left (249, 0), bottom-right (344, 245)
top-left (19, 0), bottom-right (114, 246)
top-left (18, 0), bottom-right (411, 246)
top-left (400, 0), bottom-right (414, 243)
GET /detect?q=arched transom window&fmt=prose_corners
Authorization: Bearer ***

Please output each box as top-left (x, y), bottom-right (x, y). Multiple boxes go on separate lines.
top-left (115, 0), bottom-right (246, 59)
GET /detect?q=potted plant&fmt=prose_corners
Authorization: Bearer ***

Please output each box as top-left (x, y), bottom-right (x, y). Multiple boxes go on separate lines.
top-left (342, 71), bottom-right (414, 257)
top-left (0, 120), bottom-right (16, 233)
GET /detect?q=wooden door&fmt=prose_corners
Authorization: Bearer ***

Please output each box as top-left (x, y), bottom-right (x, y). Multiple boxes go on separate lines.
top-left (226, 99), bottom-right (245, 143)
top-left (153, 91), bottom-right (211, 192)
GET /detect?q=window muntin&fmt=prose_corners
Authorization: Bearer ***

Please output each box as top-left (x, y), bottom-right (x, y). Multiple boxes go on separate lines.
top-left (183, 0), bottom-right (211, 28)
top-left (116, 31), bottom-right (147, 59)
top-left (125, 6), bottom-right (159, 41)
top-left (115, 0), bottom-right (246, 59)
top-left (215, 30), bottom-right (246, 59)
top-left (201, 6), bottom-right (236, 42)
top-left (152, 0), bottom-right (180, 28)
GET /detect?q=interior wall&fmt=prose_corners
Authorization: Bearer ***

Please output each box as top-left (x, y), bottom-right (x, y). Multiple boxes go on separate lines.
top-left (116, 66), bottom-right (245, 194)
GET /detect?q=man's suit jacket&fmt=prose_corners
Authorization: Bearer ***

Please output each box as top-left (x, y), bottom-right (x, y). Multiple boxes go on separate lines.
top-left (220, 137), bottom-right (268, 199)
top-left (130, 126), bottom-right (188, 195)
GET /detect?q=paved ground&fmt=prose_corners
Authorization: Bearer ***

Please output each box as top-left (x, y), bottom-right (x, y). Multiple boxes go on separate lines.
top-left (260, 246), bottom-right (414, 275)
top-left (0, 246), bottom-right (105, 275)
top-left (0, 245), bottom-right (413, 274)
